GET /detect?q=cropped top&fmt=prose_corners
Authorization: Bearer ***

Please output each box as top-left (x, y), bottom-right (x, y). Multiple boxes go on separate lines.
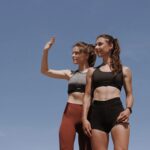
top-left (68, 70), bottom-right (86, 94)
top-left (92, 66), bottom-right (123, 93)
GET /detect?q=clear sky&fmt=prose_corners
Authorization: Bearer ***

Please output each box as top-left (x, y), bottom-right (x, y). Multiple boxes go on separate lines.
top-left (0, 0), bottom-right (150, 149)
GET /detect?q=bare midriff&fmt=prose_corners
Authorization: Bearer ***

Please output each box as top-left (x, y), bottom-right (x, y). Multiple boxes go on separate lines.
top-left (68, 92), bottom-right (85, 105)
top-left (93, 86), bottom-right (121, 101)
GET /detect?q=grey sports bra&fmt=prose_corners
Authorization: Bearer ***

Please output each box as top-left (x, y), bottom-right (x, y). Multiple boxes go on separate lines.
top-left (68, 70), bottom-right (86, 94)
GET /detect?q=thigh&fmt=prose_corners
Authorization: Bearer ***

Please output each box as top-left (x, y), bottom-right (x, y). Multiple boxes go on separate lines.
top-left (77, 124), bottom-right (92, 150)
top-left (111, 124), bottom-right (130, 150)
top-left (91, 129), bottom-right (109, 150)
top-left (59, 115), bottom-right (76, 150)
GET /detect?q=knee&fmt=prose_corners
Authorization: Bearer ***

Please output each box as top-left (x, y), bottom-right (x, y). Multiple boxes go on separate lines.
top-left (114, 146), bottom-right (128, 150)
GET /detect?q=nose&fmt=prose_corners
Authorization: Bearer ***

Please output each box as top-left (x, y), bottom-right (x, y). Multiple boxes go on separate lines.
top-left (95, 44), bottom-right (99, 49)
top-left (95, 47), bottom-right (99, 53)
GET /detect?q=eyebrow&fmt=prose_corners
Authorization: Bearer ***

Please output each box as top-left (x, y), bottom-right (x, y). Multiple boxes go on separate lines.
top-left (72, 51), bottom-right (80, 53)
top-left (95, 42), bottom-right (103, 45)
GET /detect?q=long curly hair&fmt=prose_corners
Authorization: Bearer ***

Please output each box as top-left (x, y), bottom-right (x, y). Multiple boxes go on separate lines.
top-left (96, 34), bottom-right (122, 73)
top-left (73, 42), bottom-right (96, 67)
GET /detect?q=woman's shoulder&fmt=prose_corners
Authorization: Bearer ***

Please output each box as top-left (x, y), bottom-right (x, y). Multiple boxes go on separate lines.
top-left (122, 65), bottom-right (132, 76)
top-left (87, 67), bottom-right (96, 76)
top-left (63, 69), bottom-right (74, 79)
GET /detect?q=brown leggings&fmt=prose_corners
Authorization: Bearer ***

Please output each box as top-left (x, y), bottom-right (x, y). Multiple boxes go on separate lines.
top-left (59, 102), bottom-right (91, 150)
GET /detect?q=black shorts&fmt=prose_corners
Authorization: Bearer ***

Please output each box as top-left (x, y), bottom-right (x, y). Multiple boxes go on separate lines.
top-left (90, 97), bottom-right (124, 133)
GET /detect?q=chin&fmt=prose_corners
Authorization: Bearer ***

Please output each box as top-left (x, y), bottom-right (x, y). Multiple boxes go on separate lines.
top-left (97, 53), bottom-right (103, 57)
top-left (73, 61), bottom-right (78, 64)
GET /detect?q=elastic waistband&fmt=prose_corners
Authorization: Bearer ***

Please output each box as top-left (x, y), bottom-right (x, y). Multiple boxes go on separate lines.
top-left (93, 97), bottom-right (121, 105)
top-left (67, 102), bottom-right (83, 107)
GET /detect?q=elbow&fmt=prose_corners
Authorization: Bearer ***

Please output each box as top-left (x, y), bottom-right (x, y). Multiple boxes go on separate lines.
top-left (41, 68), bottom-right (44, 74)
top-left (41, 68), bottom-right (47, 75)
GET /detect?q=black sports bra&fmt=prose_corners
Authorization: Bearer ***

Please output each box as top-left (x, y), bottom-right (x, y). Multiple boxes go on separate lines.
top-left (92, 66), bottom-right (123, 92)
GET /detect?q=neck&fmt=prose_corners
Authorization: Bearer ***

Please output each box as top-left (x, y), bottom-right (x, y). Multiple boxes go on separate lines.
top-left (102, 56), bottom-right (112, 65)
top-left (78, 63), bottom-right (89, 72)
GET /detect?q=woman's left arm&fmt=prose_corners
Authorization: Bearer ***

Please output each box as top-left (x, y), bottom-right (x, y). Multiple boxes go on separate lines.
top-left (123, 66), bottom-right (134, 109)
top-left (117, 66), bottom-right (134, 123)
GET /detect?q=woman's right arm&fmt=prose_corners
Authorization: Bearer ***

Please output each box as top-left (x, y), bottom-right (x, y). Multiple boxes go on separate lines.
top-left (41, 37), bottom-right (71, 80)
top-left (82, 68), bottom-right (94, 137)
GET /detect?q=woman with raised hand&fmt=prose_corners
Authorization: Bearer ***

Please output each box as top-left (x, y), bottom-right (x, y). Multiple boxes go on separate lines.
top-left (82, 34), bottom-right (134, 150)
top-left (41, 37), bottom-right (96, 150)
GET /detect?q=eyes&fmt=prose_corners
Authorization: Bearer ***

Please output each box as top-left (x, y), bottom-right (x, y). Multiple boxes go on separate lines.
top-left (72, 51), bottom-right (80, 55)
top-left (95, 42), bottom-right (103, 46)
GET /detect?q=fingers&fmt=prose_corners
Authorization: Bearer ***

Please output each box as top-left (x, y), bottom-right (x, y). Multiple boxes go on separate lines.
top-left (122, 118), bottom-right (129, 123)
top-left (117, 112), bottom-right (129, 123)
top-left (50, 37), bottom-right (55, 44)
top-left (84, 125), bottom-right (92, 137)
top-left (83, 121), bottom-right (92, 137)
top-left (43, 37), bottom-right (55, 50)
top-left (117, 112), bottom-right (123, 121)
top-left (117, 116), bottom-right (127, 123)
top-left (87, 124), bottom-right (92, 137)
top-left (50, 36), bottom-right (55, 40)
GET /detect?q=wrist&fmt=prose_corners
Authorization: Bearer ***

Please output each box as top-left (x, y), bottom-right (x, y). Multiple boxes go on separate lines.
top-left (126, 107), bottom-right (132, 114)
top-left (43, 48), bottom-right (49, 52)
top-left (82, 117), bottom-right (88, 121)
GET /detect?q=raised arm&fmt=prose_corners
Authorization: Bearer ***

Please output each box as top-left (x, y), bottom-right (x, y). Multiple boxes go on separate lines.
top-left (117, 66), bottom-right (134, 123)
top-left (82, 68), bottom-right (94, 137)
top-left (41, 37), bottom-right (71, 80)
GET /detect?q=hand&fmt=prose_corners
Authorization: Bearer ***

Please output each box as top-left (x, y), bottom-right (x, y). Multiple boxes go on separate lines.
top-left (82, 119), bottom-right (92, 137)
top-left (117, 109), bottom-right (131, 123)
top-left (43, 37), bottom-right (55, 50)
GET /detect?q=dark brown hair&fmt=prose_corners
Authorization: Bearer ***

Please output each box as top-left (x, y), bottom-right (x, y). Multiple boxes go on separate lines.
top-left (96, 34), bottom-right (122, 73)
top-left (73, 42), bottom-right (96, 67)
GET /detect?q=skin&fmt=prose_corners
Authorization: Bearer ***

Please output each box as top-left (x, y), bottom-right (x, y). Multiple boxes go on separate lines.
top-left (82, 37), bottom-right (134, 150)
top-left (41, 37), bottom-right (90, 105)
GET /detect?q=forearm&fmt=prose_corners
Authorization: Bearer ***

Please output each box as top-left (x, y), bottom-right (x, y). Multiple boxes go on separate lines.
top-left (82, 94), bottom-right (91, 121)
top-left (125, 94), bottom-right (134, 113)
top-left (126, 94), bottom-right (134, 108)
top-left (41, 49), bottom-right (49, 74)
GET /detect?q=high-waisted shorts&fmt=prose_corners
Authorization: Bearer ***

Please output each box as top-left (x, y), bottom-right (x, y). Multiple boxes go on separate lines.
top-left (90, 97), bottom-right (124, 133)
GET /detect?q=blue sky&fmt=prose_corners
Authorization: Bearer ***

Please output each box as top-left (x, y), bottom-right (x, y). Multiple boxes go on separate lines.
top-left (0, 0), bottom-right (150, 149)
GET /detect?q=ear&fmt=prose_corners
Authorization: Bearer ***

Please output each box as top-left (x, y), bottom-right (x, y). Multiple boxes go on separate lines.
top-left (86, 53), bottom-right (89, 59)
top-left (94, 49), bottom-right (98, 55)
top-left (109, 43), bottom-right (113, 51)
top-left (83, 53), bottom-right (89, 62)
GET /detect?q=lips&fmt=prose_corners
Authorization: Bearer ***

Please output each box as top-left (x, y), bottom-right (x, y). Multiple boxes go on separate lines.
top-left (72, 57), bottom-right (78, 61)
top-left (95, 49), bottom-right (101, 54)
